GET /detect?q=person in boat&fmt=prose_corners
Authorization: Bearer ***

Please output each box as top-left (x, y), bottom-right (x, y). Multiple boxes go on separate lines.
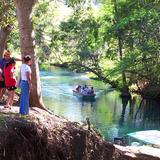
top-left (89, 86), bottom-right (94, 96)
top-left (76, 85), bottom-right (81, 92)
top-left (83, 84), bottom-right (90, 94)
top-left (81, 87), bottom-right (88, 95)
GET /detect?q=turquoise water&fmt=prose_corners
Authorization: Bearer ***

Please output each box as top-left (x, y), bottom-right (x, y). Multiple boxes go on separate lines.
top-left (41, 66), bottom-right (160, 141)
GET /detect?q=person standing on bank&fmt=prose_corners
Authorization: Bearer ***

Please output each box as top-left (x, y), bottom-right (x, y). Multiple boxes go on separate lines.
top-left (19, 55), bottom-right (32, 115)
top-left (3, 58), bottom-right (17, 108)
top-left (0, 51), bottom-right (12, 100)
top-left (0, 50), bottom-right (21, 100)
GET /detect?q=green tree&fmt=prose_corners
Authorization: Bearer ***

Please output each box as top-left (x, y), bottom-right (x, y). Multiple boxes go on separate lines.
top-left (0, 0), bottom-right (15, 56)
top-left (10, 0), bottom-right (160, 99)
top-left (103, 0), bottom-right (160, 96)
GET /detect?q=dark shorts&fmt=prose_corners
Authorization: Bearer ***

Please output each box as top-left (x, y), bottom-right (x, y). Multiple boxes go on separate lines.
top-left (0, 81), bottom-right (5, 88)
top-left (6, 86), bottom-right (16, 91)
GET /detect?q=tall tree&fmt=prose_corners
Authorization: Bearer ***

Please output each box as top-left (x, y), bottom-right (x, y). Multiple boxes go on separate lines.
top-left (0, 0), bottom-right (15, 57)
top-left (14, 0), bottom-right (44, 108)
top-left (113, 0), bottom-right (129, 96)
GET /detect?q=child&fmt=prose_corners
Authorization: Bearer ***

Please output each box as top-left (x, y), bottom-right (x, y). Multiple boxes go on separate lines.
top-left (3, 58), bottom-right (16, 108)
top-left (19, 55), bottom-right (32, 115)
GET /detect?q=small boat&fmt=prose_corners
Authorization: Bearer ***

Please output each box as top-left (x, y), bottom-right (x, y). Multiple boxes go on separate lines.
top-left (127, 130), bottom-right (160, 148)
top-left (73, 90), bottom-right (96, 101)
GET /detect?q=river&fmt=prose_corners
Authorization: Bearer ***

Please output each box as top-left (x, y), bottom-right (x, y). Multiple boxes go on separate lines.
top-left (40, 66), bottom-right (160, 142)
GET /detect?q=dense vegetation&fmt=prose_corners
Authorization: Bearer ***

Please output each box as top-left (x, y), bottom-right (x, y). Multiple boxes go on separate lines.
top-left (0, 0), bottom-right (160, 98)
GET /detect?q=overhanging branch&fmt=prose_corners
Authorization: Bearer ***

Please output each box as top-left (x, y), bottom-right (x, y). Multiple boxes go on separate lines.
top-left (67, 61), bottom-right (119, 88)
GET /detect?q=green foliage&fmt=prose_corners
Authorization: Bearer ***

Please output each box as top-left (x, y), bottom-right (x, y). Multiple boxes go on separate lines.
top-left (0, 0), bottom-right (19, 55)
top-left (3, 0), bottom-right (160, 93)
top-left (66, 0), bottom-right (86, 8)
top-left (60, 11), bottom-right (100, 61)
top-left (97, 0), bottom-right (160, 90)
top-left (33, 0), bottom-right (160, 91)
top-left (39, 63), bottom-right (50, 71)
top-left (0, 0), bottom-right (15, 27)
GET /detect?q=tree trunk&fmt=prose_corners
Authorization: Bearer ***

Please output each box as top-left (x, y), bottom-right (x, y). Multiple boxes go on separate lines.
top-left (114, 0), bottom-right (130, 97)
top-left (14, 0), bottom-right (45, 108)
top-left (0, 25), bottom-right (12, 57)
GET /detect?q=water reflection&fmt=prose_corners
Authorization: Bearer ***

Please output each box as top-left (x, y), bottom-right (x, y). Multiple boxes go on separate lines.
top-left (117, 97), bottom-right (160, 139)
top-left (119, 97), bottom-right (130, 127)
top-left (41, 67), bottom-right (160, 141)
top-left (134, 99), bottom-right (160, 129)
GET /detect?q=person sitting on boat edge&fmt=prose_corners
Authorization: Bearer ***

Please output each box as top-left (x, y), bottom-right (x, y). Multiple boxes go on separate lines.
top-left (76, 85), bottom-right (81, 92)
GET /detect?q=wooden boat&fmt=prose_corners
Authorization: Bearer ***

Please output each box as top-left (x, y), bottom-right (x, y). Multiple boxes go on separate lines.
top-left (127, 130), bottom-right (160, 148)
top-left (73, 90), bottom-right (96, 101)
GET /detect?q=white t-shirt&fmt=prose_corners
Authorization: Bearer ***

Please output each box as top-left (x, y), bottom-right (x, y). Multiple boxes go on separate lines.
top-left (21, 64), bottom-right (32, 81)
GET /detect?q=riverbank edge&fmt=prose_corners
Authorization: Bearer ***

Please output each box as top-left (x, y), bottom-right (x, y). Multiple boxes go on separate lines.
top-left (0, 106), bottom-right (160, 160)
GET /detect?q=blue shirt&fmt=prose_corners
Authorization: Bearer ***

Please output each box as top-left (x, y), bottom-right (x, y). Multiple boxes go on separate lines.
top-left (0, 58), bottom-right (14, 78)
top-left (0, 57), bottom-right (14, 69)
top-left (0, 58), bottom-right (5, 69)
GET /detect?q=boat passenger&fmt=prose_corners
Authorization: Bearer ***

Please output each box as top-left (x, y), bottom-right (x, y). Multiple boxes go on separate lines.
top-left (89, 87), bottom-right (94, 96)
top-left (84, 86), bottom-right (90, 94)
top-left (76, 85), bottom-right (81, 92)
top-left (82, 87), bottom-right (88, 95)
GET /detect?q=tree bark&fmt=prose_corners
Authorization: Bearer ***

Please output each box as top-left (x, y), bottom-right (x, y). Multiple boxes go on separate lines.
top-left (14, 0), bottom-right (45, 108)
top-left (0, 25), bottom-right (12, 57)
